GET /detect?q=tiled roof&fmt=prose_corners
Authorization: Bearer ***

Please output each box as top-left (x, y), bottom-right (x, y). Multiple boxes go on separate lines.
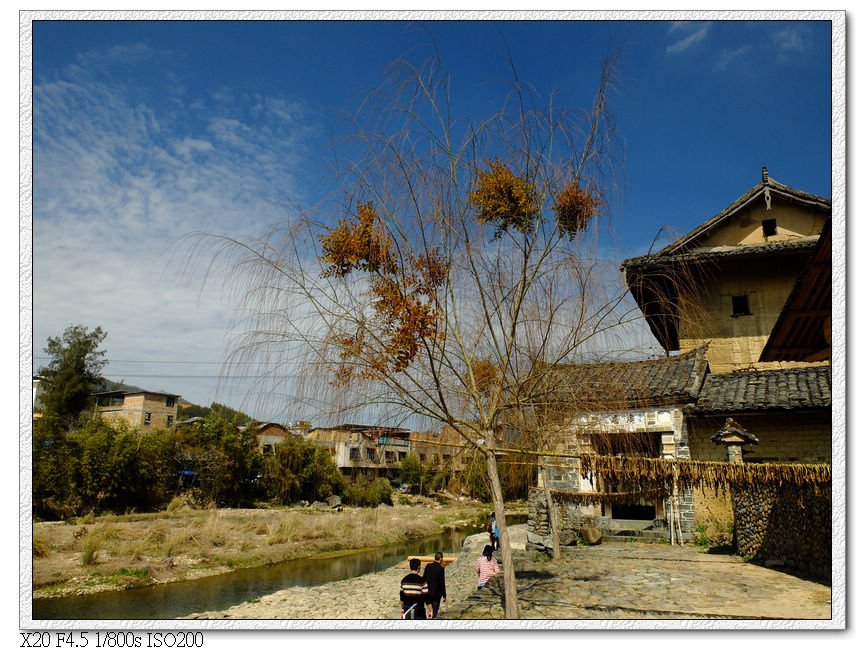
top-left (693, 365), bottom-right (831, 413)
top-left (544, 345), bottom-right (709, 410)
top-left (621, 237), bottom-right (819, 272)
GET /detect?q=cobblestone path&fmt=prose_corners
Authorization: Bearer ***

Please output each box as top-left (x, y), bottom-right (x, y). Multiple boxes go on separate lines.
top-left (185, 526), bottom-right (831, 621)
top-left (448, 536), bottom-right (832, 620)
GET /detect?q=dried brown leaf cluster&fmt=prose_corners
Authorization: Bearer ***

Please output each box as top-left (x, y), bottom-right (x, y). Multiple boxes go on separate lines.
top-left (553, 180), bottom-right (605, 238)
top-left (320, 202), bottom-right (395, 277)
top-left (320, 202), bottom-right (449, 379)
top-left (466, 357), bottom-right (499, 396)
top-left (467, 159), bottom-right (541, 238)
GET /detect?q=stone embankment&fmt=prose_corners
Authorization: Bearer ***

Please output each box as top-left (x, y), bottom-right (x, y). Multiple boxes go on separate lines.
top-left (185, 524), bottom-right (829, 621)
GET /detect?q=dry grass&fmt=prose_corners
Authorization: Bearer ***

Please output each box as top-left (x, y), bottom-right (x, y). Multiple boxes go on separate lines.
top-left (80, 533), bottom-right (101, 566)
top-left (33, 499), bottom-right (488, 598)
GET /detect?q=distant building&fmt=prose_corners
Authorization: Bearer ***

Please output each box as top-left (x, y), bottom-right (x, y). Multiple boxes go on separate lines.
top-left (409, 426), bottom-right (469, 478)
top-left (307, 424), bottom-right (412, 480)
top-left (305, 423), bottom-right (469, 481)
top-left (93, 390), bottom-right (180, 430)
top-left (32, 376), bottom-right (45, 419)
top-left (242, 422), bottom-right (291, 455)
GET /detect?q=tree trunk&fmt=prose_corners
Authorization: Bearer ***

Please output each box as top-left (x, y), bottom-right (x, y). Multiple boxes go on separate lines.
top-left (542, 463), bottom-right (561, 561)
top-left (485, 448), bottom-right (521, 619)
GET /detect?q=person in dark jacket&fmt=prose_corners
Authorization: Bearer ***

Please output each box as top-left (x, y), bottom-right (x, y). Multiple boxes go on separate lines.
top-left (422, 552), bottom-right (447, 619)
top-left (400, 558), bottom-right (428, 619)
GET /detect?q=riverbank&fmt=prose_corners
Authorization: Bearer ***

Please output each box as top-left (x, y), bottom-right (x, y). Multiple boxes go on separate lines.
top-left (184, 528), bottom-right (509, 619)
top-left (32, 498), bottom-right (490, 599)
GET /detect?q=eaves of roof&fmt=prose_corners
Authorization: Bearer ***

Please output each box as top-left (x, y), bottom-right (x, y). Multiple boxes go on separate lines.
top-left (760, 221), bottom-right (832, 362)
top-left (621, 236), bottom-right (820, 272)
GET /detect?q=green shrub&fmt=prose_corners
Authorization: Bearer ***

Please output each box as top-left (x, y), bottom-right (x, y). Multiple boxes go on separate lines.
top-left (343, 476), bottom-right (393, 507)
top-left (262, 435), bottom-right (345, 504)
top-left (111, 567), bottom-right (150, 580)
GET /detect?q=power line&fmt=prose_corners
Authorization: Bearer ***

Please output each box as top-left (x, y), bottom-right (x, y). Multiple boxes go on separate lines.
top-left (103, 374), bottom-right (296, 379)
top-left (34, 356), bottom-right (294, 366)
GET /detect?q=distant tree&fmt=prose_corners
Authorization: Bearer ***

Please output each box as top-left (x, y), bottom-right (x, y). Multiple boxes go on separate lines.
top-left (177, 402), bottom-right (254, 424)
top-left (38, 325), bottom-right (107, 429)
top-left (169, 412), bottom-right (262, 507)
top-left (399, 454), bottom-right (424, 494)
top-left (262, 435), bottom-right (345, 504)
top-left (343, 475), bottom-right (393, 507)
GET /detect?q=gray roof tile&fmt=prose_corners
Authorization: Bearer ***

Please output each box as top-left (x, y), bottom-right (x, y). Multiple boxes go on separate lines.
top-left (693, 365), bottom-right (831, 413)
top-left (545, 345), bottom-right (709, 410)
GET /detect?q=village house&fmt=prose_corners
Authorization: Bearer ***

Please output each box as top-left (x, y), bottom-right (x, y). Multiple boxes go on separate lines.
top-left (409, 426), bottom-right (469, 478)
top-left (621, 168), bottom-right (832, 465)
top-left (527, 346), bottom-right (708, 547)
top-left (92, 389), bottom-right (180, 430)
top-left (305, 423), bottom-right (469, 482)
top-left (243, 422), bottom-right (291, 455)
top-left (621, 167), bottom-right (830, 373)
top-left (306, 424), bottom-right (413, 480)
top-left (528, 170), bottom-right (832, 549)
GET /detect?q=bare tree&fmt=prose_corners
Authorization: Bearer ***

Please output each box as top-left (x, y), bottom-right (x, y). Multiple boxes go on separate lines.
top-left (196, 51), bottom-right (631, 618)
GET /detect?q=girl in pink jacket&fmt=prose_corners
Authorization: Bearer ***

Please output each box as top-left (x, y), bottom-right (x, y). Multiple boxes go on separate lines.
top-left (475, 544), bottom-right (500, 588)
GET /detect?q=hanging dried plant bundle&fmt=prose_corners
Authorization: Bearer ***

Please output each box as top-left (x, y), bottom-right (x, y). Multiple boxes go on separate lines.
top-left (576, 454), bottom-right (831, 491)
top-left (549, 487), bottom-right (662, 506)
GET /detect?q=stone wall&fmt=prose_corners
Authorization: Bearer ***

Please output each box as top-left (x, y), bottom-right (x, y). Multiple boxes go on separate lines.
top-left (526, 486), bottom-right (689, 550)
top-left (689, 412), bottom-right (831, 538)
top-left (526, 488), bottom-right (605, 551)
top-left (731, 481), bottom-right (831, 581)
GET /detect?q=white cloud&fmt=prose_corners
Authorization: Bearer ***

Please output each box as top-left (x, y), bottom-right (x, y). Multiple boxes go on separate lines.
top-left (773, 25), bottom-right (807, 55)
top-left (776, 26), bottom-right (806, 52)
top-left (32, 45), bottom-right (315, 417)
top-left (666, 23), bottom-right (710, 55)
top-left (172, 137), bottom-right (215, 158)
top-left (715, 45), bottom-right (752, 72)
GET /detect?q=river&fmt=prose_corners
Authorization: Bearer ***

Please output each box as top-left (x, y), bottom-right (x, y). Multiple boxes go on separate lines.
top-left (32, 524), bottom-right (481, 620)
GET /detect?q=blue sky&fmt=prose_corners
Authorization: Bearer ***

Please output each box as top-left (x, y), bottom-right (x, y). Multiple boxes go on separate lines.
top-left (28, 16), bottom-right (836, 423)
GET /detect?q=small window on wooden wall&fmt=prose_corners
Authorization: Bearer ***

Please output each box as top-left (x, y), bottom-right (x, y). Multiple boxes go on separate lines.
top-left (762, 219), bottom-right (777, 237)
top-left (731, 294), bottom-right (751, 317)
